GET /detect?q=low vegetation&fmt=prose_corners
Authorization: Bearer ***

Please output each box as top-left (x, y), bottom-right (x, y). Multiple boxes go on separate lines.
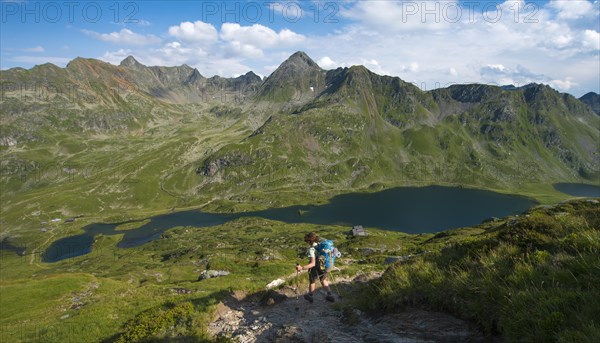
top-left (1, 199), bottom-right (597, 342)
top-left (361, 199), bottom-right (600, 342)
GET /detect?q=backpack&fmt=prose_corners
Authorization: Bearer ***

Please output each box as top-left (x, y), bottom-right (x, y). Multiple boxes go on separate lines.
top-left (315, 239), bottom-right (341, 271)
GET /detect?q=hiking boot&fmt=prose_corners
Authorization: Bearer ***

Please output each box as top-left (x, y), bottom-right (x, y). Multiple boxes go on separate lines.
top-left (325, 294), bottom-right (335, 302)
top-left (303, 294), bottom-right (314, 303)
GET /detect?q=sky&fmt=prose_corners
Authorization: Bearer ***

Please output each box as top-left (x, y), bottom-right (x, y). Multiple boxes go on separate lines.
top-left (1, 0), bottom-right (599, 97)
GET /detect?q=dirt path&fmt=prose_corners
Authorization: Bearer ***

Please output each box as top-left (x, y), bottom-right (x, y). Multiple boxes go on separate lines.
top-left (29, 230), bottom-right (56, 266)
top-left (208, 273), bottom-right (487, 343)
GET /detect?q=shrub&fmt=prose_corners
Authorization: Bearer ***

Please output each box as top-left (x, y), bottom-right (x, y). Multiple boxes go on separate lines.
top-left (114, 302), bottom-right (205, 343)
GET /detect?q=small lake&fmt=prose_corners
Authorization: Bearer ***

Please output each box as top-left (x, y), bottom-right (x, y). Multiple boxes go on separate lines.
top-left (0, 237), bottom-right (26, 256)
top-left (553, 183), bottom-right (600, 198)
top-left (40, 186), bottom-right (536, 262)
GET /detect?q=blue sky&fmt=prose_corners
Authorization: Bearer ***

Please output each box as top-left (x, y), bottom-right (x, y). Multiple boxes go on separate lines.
top-left (1, 0), bottom-right (598, 97)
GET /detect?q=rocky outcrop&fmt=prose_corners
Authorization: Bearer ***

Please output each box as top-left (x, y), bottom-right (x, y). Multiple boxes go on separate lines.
top-left (197, 151), bottom-right (252, 177)
top-left (0, 136), bottom-right (17, 146)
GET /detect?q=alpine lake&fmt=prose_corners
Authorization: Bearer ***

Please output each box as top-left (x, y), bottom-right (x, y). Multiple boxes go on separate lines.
top-left (40, 185), bottom-right (547, 262)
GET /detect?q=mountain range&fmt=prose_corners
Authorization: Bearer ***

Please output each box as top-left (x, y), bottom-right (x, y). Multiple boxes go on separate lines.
top-left (579, 91), bottom-right (600, 116)
top-left (3, 50), bottom-right (600, 343)
top-left (196, 52), bottom-right (599, 189)
top-left (1, 51), bottom-right (599, 211)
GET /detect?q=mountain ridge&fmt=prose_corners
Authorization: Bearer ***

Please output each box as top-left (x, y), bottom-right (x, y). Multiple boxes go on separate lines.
top-left (579, 91), bottom-right (600, 115)
top-left (1, 51), bottom-right (598, 188)
top-left (2, 52), bottom-right (597, 107)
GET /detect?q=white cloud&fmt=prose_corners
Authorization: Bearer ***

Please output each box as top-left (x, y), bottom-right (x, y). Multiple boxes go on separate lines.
top-left (224, 41), bottom-right (264, 58)
top-left (149, 41), bottom-right (198, 66)
top-left (168, 21), bottom-right (218, 44)
top-left (83, 29), bottom-right (161, 46)
top-left (343, 0), bottom-right (455, 31)
top-left (480, 64), bottom-right (539, 86)
top-left (477, 64), bottom-right (580, 91)
top-left (549, 77), bottom-right (577, 91)
top-left (551, 33), bottom-right (573, 48)
top-left (201, 58), bottom-right (256, 78)
top-left (582, 30), bottom-right (600, 50)
top-left (23, 46), bottom-right (44, 53)
top-left (219, 24), bottom-right (293, 46)
top-left (277, 29), bottom-right (306, 45)
top-left (219, 23), bottom-right (305, 57)
top-left (549, 0), bottom-right (595, 20)
top-left (5, 46), bottom-right (45, 53)
top-left (487, 64), bottom-right (506, 72)
top-left (100, 49), bottom-right (132, 65)
top-left (216, 23), bottom-right (305, 59)
top-left (317, 56), bottom-right (338, 69)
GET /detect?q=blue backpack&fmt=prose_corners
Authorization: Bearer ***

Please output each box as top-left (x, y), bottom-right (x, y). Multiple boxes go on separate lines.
top-left (315, 239), bottom-right (341, 271)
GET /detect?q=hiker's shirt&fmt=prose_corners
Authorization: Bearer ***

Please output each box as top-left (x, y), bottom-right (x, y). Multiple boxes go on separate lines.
top-left (306, 242), bottom-right (317, 265)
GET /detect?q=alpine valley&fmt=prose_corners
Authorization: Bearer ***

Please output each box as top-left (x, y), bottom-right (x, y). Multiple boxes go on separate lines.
top-left (1, 52), bottom-right (599, 342)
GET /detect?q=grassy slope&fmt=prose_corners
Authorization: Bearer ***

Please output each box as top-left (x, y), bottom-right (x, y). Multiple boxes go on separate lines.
top-left (2, 200), bottom-right (597, 342)
top-left (1, 99), bottom-right (596, 342)
top-left (0, 217), bottom-right (406, 342)
top-left (1, 104), bottom-right (259, 248)
top-left (360, 199), bottom-right (600, 342)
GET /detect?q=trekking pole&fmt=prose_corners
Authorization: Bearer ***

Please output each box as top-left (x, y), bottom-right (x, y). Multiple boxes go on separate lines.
top-left (329, 267), bottom-right (342, 299)
top-left (295, 262), bottom-right (300, 311)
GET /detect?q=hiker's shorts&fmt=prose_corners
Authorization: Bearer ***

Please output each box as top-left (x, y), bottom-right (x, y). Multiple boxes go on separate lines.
top-left (308, 267), bottom-right (327, 284)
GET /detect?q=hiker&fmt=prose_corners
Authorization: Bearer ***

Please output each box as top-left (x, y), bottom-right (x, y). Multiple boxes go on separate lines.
top-left (295, 231), bottom-right (335, 303)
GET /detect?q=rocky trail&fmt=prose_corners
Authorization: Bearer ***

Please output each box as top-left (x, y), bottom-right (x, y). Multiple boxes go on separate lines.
top-left (208, 272), bottom-right (487, 343)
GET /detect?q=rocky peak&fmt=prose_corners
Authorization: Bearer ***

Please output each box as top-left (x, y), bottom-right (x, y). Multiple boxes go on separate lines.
top-left (278, 51), bottom-right (321, 73)
top-left (119, 56), bottom-right (145, 69)
top-left (237, 71), bottom-right (262, 84)
top-left (258, 52), bottom-right (325, 102)
top-left (187, 68), bottom-right (204, 83)
top-left (179, 64), bottom-right (194, 73)
top-left (579, 92), bottom-right (600, 115)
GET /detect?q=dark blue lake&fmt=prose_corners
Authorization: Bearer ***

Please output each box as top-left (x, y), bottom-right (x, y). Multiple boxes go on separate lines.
top-left (553, 183), bottom-right (600, 198)
top-left (0, 237), bottom-right (26, 256)
top-left (41, 186), bottom-right (537, 262)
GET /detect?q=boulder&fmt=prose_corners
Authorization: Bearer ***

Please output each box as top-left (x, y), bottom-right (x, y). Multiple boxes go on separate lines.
top-left (266, 278), bottom-right (285, 289)
top-left (198, 270), bottom-right (230, 281)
